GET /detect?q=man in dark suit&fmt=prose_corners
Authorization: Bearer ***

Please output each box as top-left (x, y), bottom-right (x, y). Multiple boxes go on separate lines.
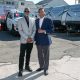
top-left (35, 8), bottom-right (53, 76)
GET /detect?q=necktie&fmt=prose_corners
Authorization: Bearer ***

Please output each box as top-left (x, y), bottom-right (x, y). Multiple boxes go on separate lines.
top-left (24, 16), bottom-right (29, 27)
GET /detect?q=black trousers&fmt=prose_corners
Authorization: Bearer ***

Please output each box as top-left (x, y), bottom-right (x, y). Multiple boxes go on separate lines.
top-left (19, 43), bottom-right (33, 71)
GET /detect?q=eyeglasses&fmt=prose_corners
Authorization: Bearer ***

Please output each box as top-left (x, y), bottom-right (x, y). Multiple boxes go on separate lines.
top-left (25, 11), bottom-right (30, 13)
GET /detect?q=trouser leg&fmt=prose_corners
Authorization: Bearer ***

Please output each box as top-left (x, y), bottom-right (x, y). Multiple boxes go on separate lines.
top-left (43, 46), bottom-right (49, 71)
top-left (37, 45), bottom-right (44, 68)
top-left (19, 44), bottom-right (26, 71)
top-left (25, 43), bottom-right (33, 67)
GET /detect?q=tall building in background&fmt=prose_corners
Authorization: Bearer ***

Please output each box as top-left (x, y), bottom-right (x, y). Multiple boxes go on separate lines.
top-left (0, 0), bottom-right (37, 16)
top-left (0, 0), bottom-right (20, 9)
top-left (0, 0), bottom-right (4, 4)
top-left (18, 0), bottom-right (38, 16)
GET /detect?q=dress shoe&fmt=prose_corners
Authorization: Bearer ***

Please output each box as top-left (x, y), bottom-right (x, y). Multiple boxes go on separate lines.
top-left (18, 71), bottom-right (22, 77)
top-left (36, 68), bottom-right (43, 71)
top-left (44, 70), bottom-right (48, 76)
top-left (25, 66), bottom-right (32, 72)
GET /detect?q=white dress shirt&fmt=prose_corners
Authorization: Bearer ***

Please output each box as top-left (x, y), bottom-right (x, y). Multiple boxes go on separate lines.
top-left (39, 17), bottom-right (45, 28)
top-left (39, 17), bottom-right (46, 34)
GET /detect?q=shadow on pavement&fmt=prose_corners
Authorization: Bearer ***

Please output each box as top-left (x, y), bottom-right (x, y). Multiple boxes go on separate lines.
top-left (0, 31), bottom-right (19, 41)
top-left (2, 71), bottom-right (43, 80)
top-left (0, 31), bottom-right (80, 41)
top-left (52, 33), bottom-right (80, 41)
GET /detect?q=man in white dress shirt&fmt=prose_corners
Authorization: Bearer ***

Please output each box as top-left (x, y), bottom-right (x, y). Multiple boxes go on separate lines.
top-left (35, 8), bottom-right (53, 76)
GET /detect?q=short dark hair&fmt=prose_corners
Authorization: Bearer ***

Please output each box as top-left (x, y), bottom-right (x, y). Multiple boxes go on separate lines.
top-left (24, 8), bottom-right (30, 12)
top-left (38, 8), bottom-right (44, 13)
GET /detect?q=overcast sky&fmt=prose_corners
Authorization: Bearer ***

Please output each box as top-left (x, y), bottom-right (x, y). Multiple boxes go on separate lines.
top-left (64, 0), bottom-right (75, 5)
top-left (26, 0), bottom-right (42, 4)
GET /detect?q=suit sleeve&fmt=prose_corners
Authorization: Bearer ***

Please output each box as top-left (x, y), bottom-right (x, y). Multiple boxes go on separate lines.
top-left (17, 19), bottom-right (28, 40)
top-left (46, 19), bottom-right (54, 34)
top-left (31, 20), bottom-right (36, 39)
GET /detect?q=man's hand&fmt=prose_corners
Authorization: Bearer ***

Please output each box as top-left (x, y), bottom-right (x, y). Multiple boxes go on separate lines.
top-left (38, 28), bottom-right (46, 33)
top-left (27, 38), bottom-right (33, 43)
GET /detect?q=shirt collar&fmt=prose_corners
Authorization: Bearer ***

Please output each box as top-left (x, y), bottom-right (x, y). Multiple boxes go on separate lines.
top-left (39, 16), bottom-right (45, 20)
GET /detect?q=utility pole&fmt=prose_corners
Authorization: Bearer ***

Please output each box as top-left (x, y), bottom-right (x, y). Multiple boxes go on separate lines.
top-left (75, 0), bottom-right (80, 4)
top-left (75, 0), bottom-right (77, 4)
top-left (78, 0), bottom-right (80, 3)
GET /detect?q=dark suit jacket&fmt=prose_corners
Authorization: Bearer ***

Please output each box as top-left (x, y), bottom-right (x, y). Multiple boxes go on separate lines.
top-left (35, 17), bottom-right (53, 45)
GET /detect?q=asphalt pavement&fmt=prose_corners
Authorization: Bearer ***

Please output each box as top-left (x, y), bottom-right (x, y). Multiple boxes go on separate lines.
top-left (0, 31), bottom-right (80, 80)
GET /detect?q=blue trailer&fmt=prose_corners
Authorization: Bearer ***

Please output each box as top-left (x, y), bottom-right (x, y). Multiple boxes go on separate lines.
top-left (66, 4), bottom-right (80, 33)
top-left (45, 4), bottom-right (80, 33)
